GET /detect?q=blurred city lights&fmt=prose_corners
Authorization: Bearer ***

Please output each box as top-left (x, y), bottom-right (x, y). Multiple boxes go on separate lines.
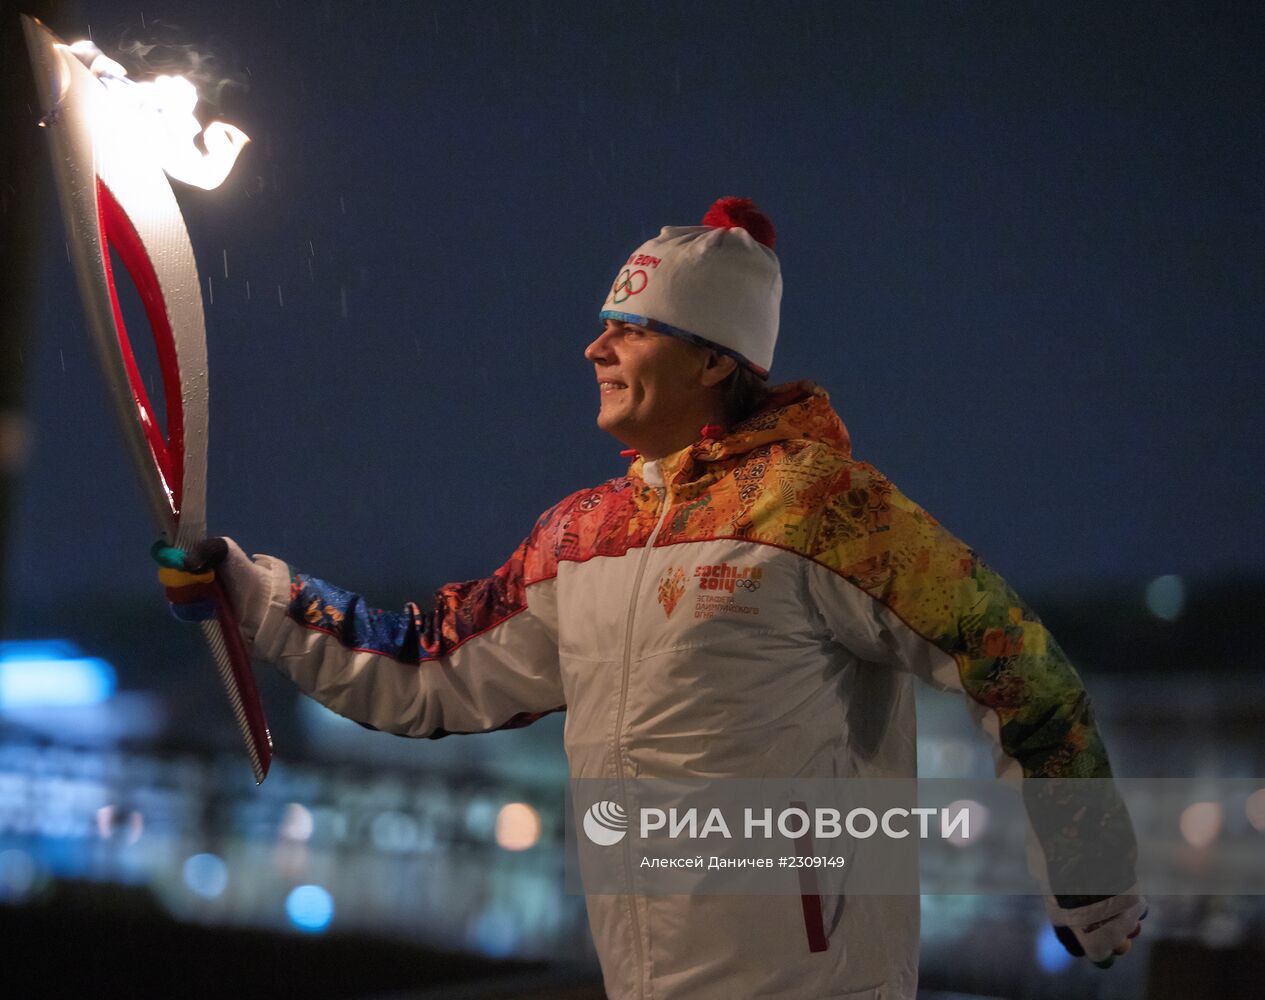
top-left (463, 797), bottom-right (498, 839)
top-left (495, 802), bottom-right (541, 852)
top-left (0, 640), bottom-right (116, 708)
top-left (1179, 801), bottom-right (1223, 849)
top-left (1246, 789), bottom-right (1265, 833)
top-left (943, 799), bottom-right (988, 847)
top-left (1145, 574), bottom-right (1186, 621)
top-left (286, 884), bottom-right (334, 932)
top-left (182, 853), bottom-right (229, 899)
top-left (95, 804), bottom-right (144, 844)
top-left (1034, 921), bottom-right (1075, 974)
top-left (471, 907), bottom-right (518, 957)
top-left (370, 810), bottom-right (419, 853)
top-left (279, 802), bottom-right (314, 842)
top-left (0, 849), bottom-right (37, 903)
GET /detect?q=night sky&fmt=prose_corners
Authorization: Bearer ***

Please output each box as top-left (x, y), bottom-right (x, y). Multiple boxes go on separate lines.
top-left (6, 1), bottom-right (1263, 628)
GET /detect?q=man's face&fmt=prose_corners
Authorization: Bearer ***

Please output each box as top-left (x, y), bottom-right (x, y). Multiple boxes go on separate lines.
top-left (583, 319), bottom-right (710, 451)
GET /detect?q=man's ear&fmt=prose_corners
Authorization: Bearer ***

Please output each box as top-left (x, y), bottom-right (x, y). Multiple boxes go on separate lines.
top-left (699, 351), bottom-right (738, 388)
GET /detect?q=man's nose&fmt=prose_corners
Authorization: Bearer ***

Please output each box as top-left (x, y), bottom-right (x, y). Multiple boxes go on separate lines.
top-left (584, 329), bottom-right (613, 363)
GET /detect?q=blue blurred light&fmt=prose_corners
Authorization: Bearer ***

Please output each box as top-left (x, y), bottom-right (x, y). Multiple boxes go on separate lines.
top-left (1145, 574), bottom-right (1186, 621)
top-left (0, 640), bottom-right (116, 708)
top-left (472, 908), bottom-right (518, 957)
top-left (286, 884), bottom-right (334, 932)
top-left (1036, 922), bottom-right (1075, 974)
top-left (0, 849), bottom-right (37, 903)
top-left (182, 853), bottom-right (228, 899)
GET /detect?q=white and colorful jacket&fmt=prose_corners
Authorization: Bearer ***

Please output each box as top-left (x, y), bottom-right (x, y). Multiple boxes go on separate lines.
top-left (241, 381), bottom-right (1135, 1000)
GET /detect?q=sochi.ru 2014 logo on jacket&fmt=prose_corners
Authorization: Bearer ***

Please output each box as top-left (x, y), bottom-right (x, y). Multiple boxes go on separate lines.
top-left (657, 563), bottom-right (765, 620)
top-left (694, 563), bottom-right (763, 592)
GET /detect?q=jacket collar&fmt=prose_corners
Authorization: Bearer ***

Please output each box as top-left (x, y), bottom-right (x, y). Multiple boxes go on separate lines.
top-left (627, 381), bottom-right (852, 490)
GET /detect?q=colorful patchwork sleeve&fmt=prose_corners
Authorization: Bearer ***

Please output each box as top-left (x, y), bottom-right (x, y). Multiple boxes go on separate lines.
top-left (804, 459), bottom-right (1138, 905)
top-left (248, 526), bottom-right (564, 739)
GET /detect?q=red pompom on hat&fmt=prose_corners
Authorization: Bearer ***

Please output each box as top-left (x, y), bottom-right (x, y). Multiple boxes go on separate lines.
top-left (701, 196), bottom-right (776, 250)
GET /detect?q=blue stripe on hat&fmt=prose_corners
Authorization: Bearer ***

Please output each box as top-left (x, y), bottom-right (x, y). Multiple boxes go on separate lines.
top-left (598, 310), bottom-right (769, 379)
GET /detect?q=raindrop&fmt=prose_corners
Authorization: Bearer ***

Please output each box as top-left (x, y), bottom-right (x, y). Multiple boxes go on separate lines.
top-left (245, 280), bottom-right (251, 300)
top-left (207, 275), bottom-right (214, 305)
top-left (277, 285), bottom-right (284, 308)
top-left (222, 250), bottom-right (228, 279)
top-left (307, 258), bottom-right (314, 282)
top-left (308, 240), bottom-right (314, 257)
top-left (339, 195), bottom-right (346, 214)
top-left (339, 286), bottom-right (347, 318)
top-left (59, 349), bottom-right (65, 372)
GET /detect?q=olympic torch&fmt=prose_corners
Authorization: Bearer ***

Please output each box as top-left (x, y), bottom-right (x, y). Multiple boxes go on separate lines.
top-left (22, 15), bottom-right (273, 782)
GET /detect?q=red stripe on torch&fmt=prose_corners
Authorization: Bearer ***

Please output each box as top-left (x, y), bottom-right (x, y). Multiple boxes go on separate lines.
top-left (96, 177), bottom-right (186, 518)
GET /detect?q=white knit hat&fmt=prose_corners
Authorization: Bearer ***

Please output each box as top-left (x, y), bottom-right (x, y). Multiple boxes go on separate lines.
top-left (599, 197), bottom-right (782, 377)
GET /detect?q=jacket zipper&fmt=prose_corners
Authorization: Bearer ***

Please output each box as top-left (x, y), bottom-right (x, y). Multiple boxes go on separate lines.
top-left (613, 479), bottom-right (673, 999)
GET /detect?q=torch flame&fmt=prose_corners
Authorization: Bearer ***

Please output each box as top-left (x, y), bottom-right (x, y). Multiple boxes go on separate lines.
top-left (65, 39), bottom-right (249, 190)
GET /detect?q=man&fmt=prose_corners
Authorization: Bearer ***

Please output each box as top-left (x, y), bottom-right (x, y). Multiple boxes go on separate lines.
top-left (158, 197), bottom-right (1144, 999)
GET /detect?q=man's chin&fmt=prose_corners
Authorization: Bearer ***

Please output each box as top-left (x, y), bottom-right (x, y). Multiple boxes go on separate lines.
top-left (596, 411), bottom-right (635, 446)
top-left (595, 407), bottom-right (621, 431)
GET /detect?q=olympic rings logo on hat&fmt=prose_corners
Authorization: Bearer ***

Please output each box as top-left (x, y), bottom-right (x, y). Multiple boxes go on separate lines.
top-left (611, 268), bottom-right (648, 304)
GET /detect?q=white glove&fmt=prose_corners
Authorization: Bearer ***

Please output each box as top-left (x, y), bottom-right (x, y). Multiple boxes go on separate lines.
top-left (1050, 893), bottom-right (1148, 967)
top-left (210, 537), bottom-right (271, 642)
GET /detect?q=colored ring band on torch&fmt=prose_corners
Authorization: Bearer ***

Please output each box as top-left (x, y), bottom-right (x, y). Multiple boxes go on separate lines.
top-left (159, 566), bottom-right (214, 587)
top-left (165, 582), bottom-right (214, 603)
top-left (151, 540), bottom-right (189, 570)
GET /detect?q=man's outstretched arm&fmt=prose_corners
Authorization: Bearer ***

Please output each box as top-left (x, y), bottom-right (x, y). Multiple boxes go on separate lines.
top-left (804, 459), bottom-right (1144, 964)
top-left (162, 523), bottom-right (565, 740)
